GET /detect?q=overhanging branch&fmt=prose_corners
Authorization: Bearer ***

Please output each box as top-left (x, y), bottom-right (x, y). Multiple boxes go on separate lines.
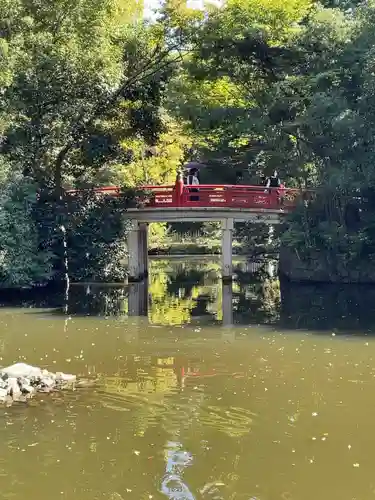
top-left (53, 44), bottom-right (186, 190)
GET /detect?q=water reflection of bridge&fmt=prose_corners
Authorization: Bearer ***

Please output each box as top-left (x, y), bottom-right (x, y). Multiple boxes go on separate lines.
top-left (66, 257), bottom-right (280, 325)
top-left (128, 281), bottom-right (234, 326)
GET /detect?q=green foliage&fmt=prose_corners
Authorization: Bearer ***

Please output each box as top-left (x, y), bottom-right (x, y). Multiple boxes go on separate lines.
top-left (104, 115), bottom-right (191, 186)
top-left (0, 0), bottom-right (186, 286)
top-left (0, 0), bottom-right (124, 183)
top-left (65, 191), bottom-right (134, 281)
top-left (4, 0), bottom-right (375, 284)
top-left (161, 0), bottom-right (375, 263)
top-left (0, 0), bottom-right (184, 180)
top-left (0, 162), bottom-right (53, 287)
top-left (163, 0), bottom-right (314, 182)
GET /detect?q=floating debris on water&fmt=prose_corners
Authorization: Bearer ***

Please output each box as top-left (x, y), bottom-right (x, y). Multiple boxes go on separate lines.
top-left (0, 363), bottom-right (77, 406)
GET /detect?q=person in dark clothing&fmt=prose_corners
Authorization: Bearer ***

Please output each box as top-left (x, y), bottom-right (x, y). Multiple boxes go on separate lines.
top-left (186, 168), bottom-right (199, 185)
top-left (187, 168), bottom-right (199, 201)
top-left (235, 171), bottom-right (243, 184)
top-left (265, 170), bottom-right (281, 189)
top-left (264, 170), bottom-right (284, 205)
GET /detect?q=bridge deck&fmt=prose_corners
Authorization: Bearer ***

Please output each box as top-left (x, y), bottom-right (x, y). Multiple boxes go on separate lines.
top-left (126, 206), bottom-right (286, 223)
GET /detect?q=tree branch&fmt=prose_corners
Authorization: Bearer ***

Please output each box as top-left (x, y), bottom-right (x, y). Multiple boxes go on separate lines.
top-left (53, 45), bottom-right (185, 192)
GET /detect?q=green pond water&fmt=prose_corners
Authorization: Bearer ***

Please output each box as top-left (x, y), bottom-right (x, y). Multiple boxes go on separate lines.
top-left (1, 257), bottom-right (375, 500)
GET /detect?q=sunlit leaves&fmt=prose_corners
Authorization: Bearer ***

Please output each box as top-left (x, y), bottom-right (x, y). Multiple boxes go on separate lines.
top-left (162, 0), bottom-right (315, 181)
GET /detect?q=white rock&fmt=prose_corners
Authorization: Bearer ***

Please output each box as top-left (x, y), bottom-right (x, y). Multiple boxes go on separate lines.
top-left (56, 372), bottom-right (76, 383)
top-left (42, 369), bottom-right (56, 380)
top-left (41, 377), bottom-right (55, 388)
top-left (2, 363), bottom-right (42, 379)
top-left (21, 383), bottom-right (35, 394)
top-left (7, 378), bottom-right (21, 398)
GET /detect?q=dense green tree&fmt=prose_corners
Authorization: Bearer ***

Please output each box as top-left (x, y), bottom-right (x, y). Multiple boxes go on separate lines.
top-left (3, 0), bottom-right (375, 285)
top-left (164, 0), bottom-right (313, 182)
top-left (0, 0), bottom-right (186, 285)
top-left (0, 0), bottom-right (181, 191)
top-left (0, 159), bottom-right (53, 286)
top-left (162, 0), bottom-right (375, 267)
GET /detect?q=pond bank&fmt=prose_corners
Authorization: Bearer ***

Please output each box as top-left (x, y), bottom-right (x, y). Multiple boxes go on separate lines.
top-left (148, 242), bottom-right (257, 255)
top-left (279, 247), bottom-right (375, 284)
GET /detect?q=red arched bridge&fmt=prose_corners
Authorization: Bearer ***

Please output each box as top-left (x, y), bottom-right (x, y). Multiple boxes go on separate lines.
top-left (68, 183), bottom-right (310, 214)
top-left (67, 183), bottom-right (311, 282)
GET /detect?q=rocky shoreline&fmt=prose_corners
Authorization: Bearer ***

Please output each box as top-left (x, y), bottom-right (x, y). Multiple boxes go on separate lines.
top-left (0, 363), bottom-right (77, 406)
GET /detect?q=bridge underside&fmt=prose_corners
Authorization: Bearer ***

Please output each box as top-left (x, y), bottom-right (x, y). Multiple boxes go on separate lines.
top-left (126, 207), bottom-right (286, 224)
top-left (126, 207), bottom-right (284, 283)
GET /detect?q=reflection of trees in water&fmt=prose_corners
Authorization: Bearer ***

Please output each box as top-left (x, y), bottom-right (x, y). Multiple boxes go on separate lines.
top-left (233, 266), bottom-right (280, 325)
top-left (62, 262), bottom-right (375, 332)
top-left (166, 268), bottom-right (206, 298)
top-left (7, 258), bottom-right (281, 325)
top-left (280, 280), bottom-right (375, 332)
top-left (92, 354), bottom-right (255, 442)
top-left (149, 259), bottom-right (281, 326)
top-left (93, 357), bottom-right (181, 428)
top-left (197, 405), bottom-right (255, 438)
top-left (0, 284), bottom-right (63, 309)
top-left (59, 259), bottom-right (282, 325)
top-left (54, 262), bottom-right (375, 332)
top-left (67, 285), bottom-right (128, 316)
top-left (148, 260), bottom-right (221, 325)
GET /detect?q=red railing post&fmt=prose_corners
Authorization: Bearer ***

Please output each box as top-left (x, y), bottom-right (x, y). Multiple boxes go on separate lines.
top-left (181, 185), bottom-right (188, 206)
top-left (225, 185), bottom-right (232, 205)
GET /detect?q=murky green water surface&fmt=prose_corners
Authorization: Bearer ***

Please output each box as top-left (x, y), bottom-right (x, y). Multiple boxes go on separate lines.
top-left (1, 257), bottom-right (375, 500)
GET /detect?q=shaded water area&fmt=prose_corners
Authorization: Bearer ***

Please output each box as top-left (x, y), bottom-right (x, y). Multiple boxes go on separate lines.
top-left (2, 257), bottom-right (375, 499)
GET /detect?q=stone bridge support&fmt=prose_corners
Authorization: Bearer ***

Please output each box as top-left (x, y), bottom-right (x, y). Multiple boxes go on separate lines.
top-left (127, 221), bottom-right (149, 282)
top-left (128, 281), bottom-right (148, 316)
top-left (222, 282), bottom-right (233, 327)
top-left (128, 218), bottom-right (235, 282)
top-left (221, 218), bottom-right (234, 283)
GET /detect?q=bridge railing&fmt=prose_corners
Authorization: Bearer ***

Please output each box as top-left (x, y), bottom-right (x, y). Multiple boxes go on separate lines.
top-left (142, 184), bottom-right (312, 211)
top-left (66, 184), bottom-right (314, 211)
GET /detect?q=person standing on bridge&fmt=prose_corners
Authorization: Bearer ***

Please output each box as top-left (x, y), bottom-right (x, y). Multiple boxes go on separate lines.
top-left (264, 170), bottom-right (284, 205)
top-left (265, 170), bottom-right (281, 190)
top-left (186, 168), bottom-right (200, 201)
top-left (235, 171), bottom-right (243, 184)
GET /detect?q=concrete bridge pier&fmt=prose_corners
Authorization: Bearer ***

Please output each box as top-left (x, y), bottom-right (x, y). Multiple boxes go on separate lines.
top-left (222, 283), bottom-right (233, 327)
top-left (128, 282), bottom-right (148, 317)
top-left (138, 223), bottom-right (149, 279)
top-left (128, 221), bottom-right (149, 282)
top-left (221, 218), bottom-right (234, 283)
